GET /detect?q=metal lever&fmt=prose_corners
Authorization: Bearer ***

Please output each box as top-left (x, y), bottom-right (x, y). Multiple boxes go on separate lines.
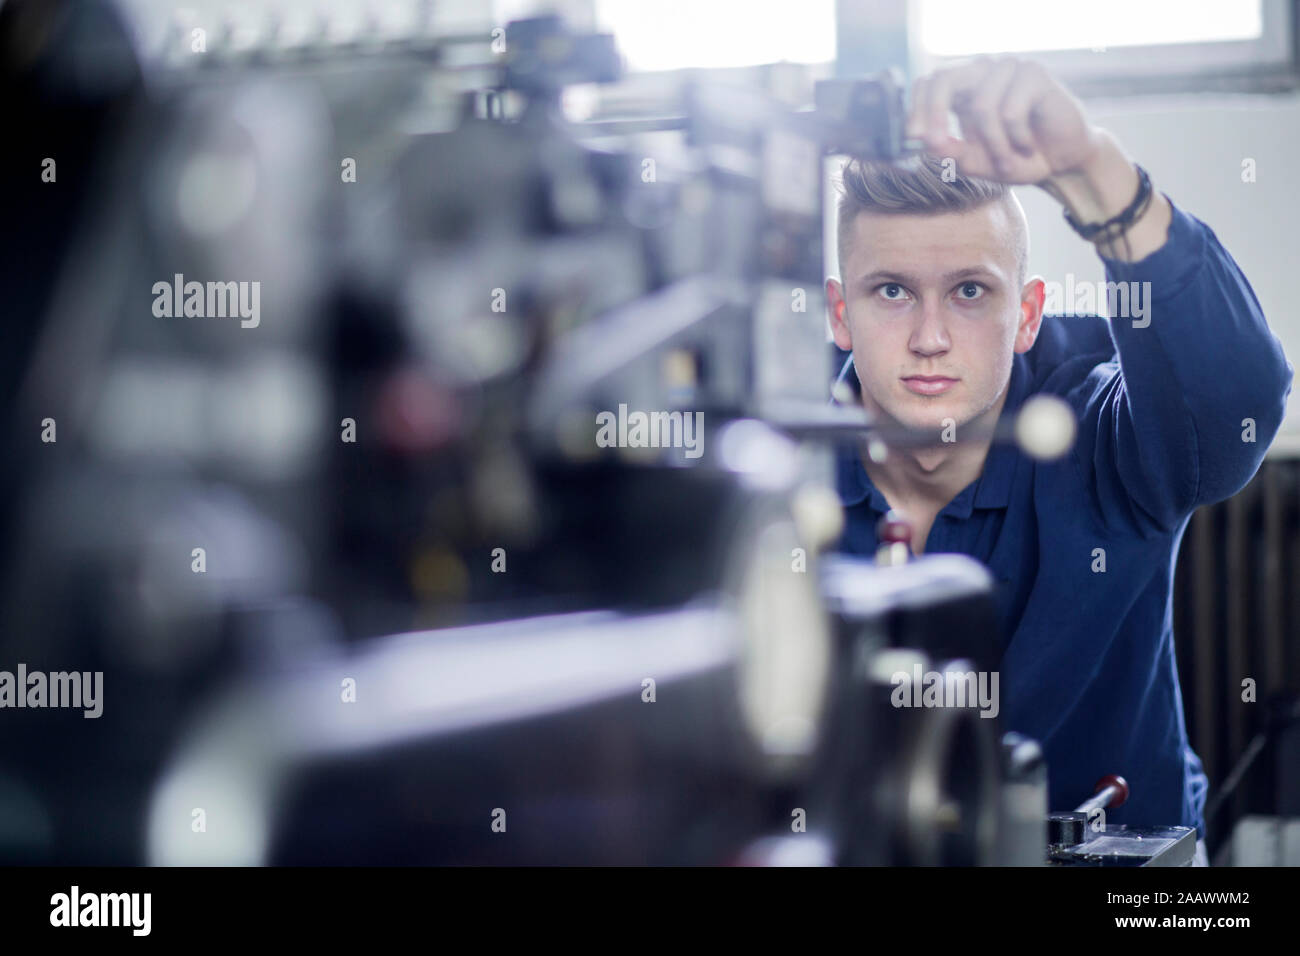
top-left (1074, 773), bottom-right (1130, 816)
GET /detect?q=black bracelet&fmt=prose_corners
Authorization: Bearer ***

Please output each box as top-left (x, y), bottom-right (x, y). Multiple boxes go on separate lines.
top-left (1062, 164), bottom-right (1152, 244)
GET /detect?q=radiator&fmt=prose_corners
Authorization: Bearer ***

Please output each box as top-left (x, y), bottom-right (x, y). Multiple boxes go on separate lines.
top-left (1173, 451), bottom-right (1300, 836)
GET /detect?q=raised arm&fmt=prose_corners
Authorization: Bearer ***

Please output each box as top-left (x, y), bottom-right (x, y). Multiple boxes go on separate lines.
top-left (909, 56), bottom-right (1294, 532)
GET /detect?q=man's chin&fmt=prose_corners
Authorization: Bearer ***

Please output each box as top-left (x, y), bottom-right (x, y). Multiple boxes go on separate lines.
top-left (865, 393), bottom-right (969, 437)
top-left (890, 406), bottom-right (965, 439)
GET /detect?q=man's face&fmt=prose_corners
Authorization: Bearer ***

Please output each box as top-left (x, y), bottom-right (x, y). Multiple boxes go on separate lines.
top-left (828, 201), bottom-right (1043, 436)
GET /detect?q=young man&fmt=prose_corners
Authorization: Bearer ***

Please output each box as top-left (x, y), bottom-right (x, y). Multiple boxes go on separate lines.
top-left (826, 56), bottom-right (1293, 864)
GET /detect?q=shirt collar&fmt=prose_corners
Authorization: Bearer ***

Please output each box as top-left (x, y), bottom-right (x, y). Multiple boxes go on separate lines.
top-left (835, 353), bottom-right (1030, 514)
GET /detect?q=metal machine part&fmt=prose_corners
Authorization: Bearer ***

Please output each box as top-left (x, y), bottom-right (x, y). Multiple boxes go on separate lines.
top-left (1048, 774), bottom-right (1198, 866)
top-left (814, 555), bottom-right (1024, 865)
top-left (149, 605), bottom-right (755, 865)
top-left (1049, 826), bottom-right (1199, 867)
top-left (0, 0), bottom-right (1137, 868)
top-left (999, 733), bottom-right (1049, 866)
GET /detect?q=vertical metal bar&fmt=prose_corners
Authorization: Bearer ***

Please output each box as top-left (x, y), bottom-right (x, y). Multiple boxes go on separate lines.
top-left (1262, 463), bottom-right (1284, 694)
top-left (1173, 527), bottom-right (1193, 741)
top-left (1225, 485), bottom-right (1252, 825)
top-left (835, 0), bottom-right (910, 79)
top-left (1287, 460), bottom-right (1300, 692)
top-left (1191, 505), bottom-right (1217, 785)
top-left (1290, 462), bottom-right (1300, 689)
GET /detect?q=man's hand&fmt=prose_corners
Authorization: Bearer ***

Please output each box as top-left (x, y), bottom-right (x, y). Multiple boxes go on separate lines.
top-left (906, 55), bottom-right (1102, 185)
top-left (906, 55), bottom-right (1172, 261)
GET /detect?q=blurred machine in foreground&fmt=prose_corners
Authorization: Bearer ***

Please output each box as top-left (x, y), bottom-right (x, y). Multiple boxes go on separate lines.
top-left (0, 0), bottom-right (1192, 866)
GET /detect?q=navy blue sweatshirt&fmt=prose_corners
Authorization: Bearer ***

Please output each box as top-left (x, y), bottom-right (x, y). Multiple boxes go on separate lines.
top-left (834, 195), bottom-right (1294, 838)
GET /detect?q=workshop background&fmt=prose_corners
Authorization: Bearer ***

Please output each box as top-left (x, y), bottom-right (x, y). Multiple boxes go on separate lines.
top-left (832, 0), bottom-right (1300, 865)
top-left (573, 0), bottom-right (1300, 864)
top-left (2, 0), bottom-right (1298, 867)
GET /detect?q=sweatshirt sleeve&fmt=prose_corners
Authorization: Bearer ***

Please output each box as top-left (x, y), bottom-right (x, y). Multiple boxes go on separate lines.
top-left (1071, 195), bottom-right (1294, 535)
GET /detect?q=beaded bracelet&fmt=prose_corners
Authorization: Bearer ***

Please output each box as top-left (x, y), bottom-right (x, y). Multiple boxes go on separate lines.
top-left (1062, 163), bottom-right (1152, 245)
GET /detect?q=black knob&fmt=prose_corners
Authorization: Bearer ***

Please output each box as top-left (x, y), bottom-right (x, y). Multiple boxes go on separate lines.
top-left (1047, 811), bottom-right (1087, 847)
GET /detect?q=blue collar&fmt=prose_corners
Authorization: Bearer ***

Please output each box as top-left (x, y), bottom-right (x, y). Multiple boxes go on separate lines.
top-left (835, 353), bottom-right (1030, 516)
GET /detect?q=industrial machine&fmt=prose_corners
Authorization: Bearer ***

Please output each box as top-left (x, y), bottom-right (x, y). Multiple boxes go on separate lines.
top-left (0, 0), bottom-right (1193, 866)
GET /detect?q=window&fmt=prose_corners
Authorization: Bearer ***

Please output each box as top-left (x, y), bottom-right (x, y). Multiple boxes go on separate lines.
top-left (593, 0), bottom-right (836, 72)
top-left (911, 0), bottom-right (1297, 95)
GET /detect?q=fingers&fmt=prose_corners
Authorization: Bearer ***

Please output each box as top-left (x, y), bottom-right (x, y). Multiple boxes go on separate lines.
top-left (955, 57), bottom-right (1020, 172)
top-left (910, 56), bottom-right (1054, 180)
top-left (996, 59), bottom-right (1052, 156)
top-left (920, 56), bottom-right (995, 150)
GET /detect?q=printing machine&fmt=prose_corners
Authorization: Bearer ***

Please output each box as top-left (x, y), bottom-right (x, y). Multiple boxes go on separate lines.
top-left (0, 0), bottom-right (1197, 866)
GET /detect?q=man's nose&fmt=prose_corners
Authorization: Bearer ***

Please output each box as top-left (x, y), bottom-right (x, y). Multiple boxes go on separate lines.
top-left (909, 302), bottom-right (951, 355)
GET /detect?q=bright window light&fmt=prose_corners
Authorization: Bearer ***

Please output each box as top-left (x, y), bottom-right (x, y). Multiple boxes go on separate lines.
top-left (594, 0), bottom-right (836, 71)
top-left (917, 0), bottom-right (1262, 56)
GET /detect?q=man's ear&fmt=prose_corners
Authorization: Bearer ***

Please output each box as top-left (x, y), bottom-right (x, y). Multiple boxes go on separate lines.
top-left (1015, 276), bottom-right (1047, 354)
top-left (826, 277), bottom-right (852, 351)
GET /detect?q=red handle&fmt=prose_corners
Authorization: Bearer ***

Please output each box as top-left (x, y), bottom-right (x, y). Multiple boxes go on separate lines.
top-left (877, 509), bottom-right (912, 545)
top-left (1092, 773), bottom-right (1129, 809)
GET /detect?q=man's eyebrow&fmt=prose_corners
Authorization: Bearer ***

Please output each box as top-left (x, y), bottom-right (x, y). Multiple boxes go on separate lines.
top-left (856, 266), bottom-right (1005, 287)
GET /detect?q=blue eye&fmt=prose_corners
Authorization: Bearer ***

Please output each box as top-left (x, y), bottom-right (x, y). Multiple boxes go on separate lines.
top-left (878, 283), bottom-right (908, 300)
top-left (957, 281), bottom-right (984, 300)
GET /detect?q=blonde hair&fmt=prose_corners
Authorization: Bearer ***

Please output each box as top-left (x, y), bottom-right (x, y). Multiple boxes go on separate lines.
top-left (835, 155), bottom-right (1027, 285)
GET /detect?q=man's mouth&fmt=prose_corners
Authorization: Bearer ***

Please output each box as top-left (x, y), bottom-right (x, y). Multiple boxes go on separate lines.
top-left (902, 376), bottom-right (958, 396)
